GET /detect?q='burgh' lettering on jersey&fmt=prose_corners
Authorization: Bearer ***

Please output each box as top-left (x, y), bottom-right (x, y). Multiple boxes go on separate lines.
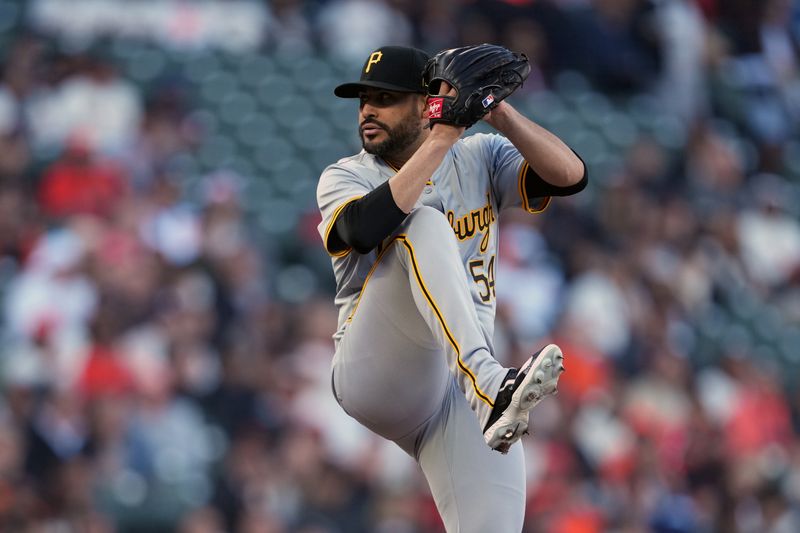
top-left (317, 133), bottom-right (551, 345)
top-left (447, 193), bottom-right (496, 254)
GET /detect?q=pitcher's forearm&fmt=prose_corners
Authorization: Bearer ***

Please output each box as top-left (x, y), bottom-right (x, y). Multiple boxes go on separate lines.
top-left (389, 127), bottom-right (462, 213)
top-left (487, 103), bottom-right (584, 187)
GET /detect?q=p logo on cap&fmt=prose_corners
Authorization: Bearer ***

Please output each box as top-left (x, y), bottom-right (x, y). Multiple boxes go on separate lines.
top-left (365, 51), bottom-right (383, 73)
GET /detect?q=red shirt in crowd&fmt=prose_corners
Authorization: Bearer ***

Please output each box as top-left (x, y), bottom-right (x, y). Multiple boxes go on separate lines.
top-left (38, 146), bottom-right (127, 219)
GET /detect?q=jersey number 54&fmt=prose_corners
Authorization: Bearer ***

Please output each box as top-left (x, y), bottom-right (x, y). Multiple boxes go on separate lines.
top-left (468, 255), bottom-right (496, 303)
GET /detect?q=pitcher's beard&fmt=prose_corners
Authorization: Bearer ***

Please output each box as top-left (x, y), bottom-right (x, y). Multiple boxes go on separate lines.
top-left (362, 115), bottom-right (424, 159)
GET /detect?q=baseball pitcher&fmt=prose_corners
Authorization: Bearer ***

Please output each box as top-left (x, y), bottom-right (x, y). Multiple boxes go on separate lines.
top-left (316, 44), bottom-right (587, 532)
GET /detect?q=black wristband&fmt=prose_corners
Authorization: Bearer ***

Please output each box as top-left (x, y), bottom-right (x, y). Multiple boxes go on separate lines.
top-left (331, 181), bottom-right (408, 254)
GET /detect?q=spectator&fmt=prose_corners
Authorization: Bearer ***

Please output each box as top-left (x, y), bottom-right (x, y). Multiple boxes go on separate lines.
top-left (263, 0), bottom-right (315, 54)
top-left (27, 55), bottom-right (142, 155)
top-left (37, 139), bottom-right (128, 220)
top-left (568, 0), bottom-right (663, 92)
top-left (652, 0), bottom-right (710, 126)
top-left (315, 0), bottom-right (413, 61)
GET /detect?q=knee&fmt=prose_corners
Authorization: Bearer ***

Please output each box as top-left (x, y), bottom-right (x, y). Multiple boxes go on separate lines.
top-left (402, 206), bottom-right (453, 240)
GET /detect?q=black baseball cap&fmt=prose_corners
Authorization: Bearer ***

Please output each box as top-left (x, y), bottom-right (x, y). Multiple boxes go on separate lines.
top-left (334, 46), bottom-right (430, 98)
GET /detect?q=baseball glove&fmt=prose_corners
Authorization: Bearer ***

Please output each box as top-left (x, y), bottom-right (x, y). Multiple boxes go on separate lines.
top-left (423, 44), bottom-right (531, 128)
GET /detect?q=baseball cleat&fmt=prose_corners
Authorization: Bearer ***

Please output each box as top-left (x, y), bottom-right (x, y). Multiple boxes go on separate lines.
top-left (483, 344), bottom-right (565, 454)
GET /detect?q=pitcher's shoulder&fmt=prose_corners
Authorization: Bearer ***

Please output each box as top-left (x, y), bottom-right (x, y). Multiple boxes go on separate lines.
top-left (323, 150), bottom-right (378, 172)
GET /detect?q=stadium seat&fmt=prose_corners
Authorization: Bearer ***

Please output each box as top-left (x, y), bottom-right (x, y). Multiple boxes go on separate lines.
top-left (125, 46), bottom-right (168, 84)
top-left (217, 91), bottom-right (258, 126)
top-left (598, 110), bottom-right (640, 151)
top-left (234, 53), bottom-right (276, 88)
top-left (254, 73), bottom-right (296, 110)
top-left (183, 50), bottom-right (225, 84)
top-left (234, 112), bottom-right (277, 148)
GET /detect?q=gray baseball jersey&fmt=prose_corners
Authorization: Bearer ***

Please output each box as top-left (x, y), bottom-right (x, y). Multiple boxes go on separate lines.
top-left (318, 132), bottom-right (548, 343)
top-left (316, 132), bottom-right (549, 532)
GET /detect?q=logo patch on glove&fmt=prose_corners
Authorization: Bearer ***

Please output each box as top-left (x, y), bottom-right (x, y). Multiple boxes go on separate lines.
top-left (428, 97), bottom-right (444, 119)
top-left (482, 94), bottom-right (495, 108)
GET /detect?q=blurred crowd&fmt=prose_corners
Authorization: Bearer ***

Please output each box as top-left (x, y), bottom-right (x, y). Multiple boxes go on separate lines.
top-left (0, 0), bottom-right (800, 532)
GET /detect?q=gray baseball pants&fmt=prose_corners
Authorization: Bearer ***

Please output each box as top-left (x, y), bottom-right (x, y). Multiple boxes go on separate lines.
top-left (331, 207), bottom-right (526, 532)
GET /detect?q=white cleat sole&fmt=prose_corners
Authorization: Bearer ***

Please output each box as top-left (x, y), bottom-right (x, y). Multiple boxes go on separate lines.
top-left (484, 344), bottom-right (565, 454)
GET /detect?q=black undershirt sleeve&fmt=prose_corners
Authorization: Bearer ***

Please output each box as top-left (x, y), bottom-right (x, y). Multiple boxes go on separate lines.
top-left (524, 151), bottom-right (588, 198)
top-left (330, 180), bottom-right (408, 255)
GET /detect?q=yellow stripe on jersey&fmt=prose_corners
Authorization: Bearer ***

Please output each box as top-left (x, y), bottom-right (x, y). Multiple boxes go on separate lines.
top-left (323, 196), bottom-right (363, 257)
top-left (517, 161), bottom-right (551, 214)
top-left (348, 234), bottom-right (495, 408)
